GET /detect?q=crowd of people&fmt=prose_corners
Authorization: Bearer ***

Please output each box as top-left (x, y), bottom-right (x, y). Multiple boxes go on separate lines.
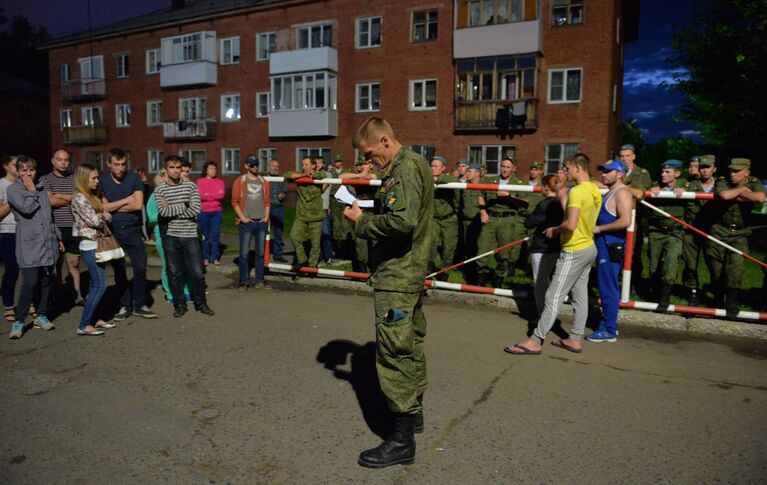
top-left (0, 142), bottom-right (764, 341)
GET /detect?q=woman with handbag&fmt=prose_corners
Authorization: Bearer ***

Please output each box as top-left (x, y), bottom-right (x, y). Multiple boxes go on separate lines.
top-left (71, 164), bottom-right (123, 335)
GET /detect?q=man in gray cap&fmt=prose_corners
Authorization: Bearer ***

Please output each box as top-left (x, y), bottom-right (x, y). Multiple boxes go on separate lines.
top-left (430, 156), bottom-right (459, 278)
top-left (682, 154), bottom-right (717, 307)
top-left (707, 158), bottom-right (765, 317)
top-left (687, 156), bottom-right (701, 181)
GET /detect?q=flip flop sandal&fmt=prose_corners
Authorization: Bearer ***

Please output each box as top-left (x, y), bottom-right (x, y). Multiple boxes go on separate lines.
top-left (4, 309), bottom-right (15, 322)
top-left (551, 339), bottom-right (583, 354)
top-left (503, 344), bottom-right (541, 356)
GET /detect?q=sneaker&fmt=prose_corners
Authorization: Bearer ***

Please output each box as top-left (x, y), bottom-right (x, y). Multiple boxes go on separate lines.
top-left (94, 321), bottom-right (117, 329)
top-left (238, 282), bottom-right (249, 292)
top-left (586, 330), bottom-right (617, 343)
top-left (254, 281), bottom-right (272, 289)
top-left (9, 322), bottom-right (24, 339)
top-left (114, 307), bottom-right (132, 321)
top-left (134, 306), bottom-right (159, 319)
top-left (74, 294), bottom-right (85, 306)
top-left (33, 315), bottom-right (55, 331)
top-left (196, 305), bottom-right (215, 316)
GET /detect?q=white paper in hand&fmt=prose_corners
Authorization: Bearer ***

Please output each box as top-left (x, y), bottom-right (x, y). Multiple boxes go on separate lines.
top-left (335, 185), bottom-right (374, 208)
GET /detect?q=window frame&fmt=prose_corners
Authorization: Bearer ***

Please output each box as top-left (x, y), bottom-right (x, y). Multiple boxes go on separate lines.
top-left (547, 67), bottom-right (582, 104)
top-left (355, 82), bottom-right (381, 113)
top-left (116, 103), bottom-right (131, 127)
top-left (222, 148), bottom-right (241, 175)
top-left (220, 93), bottom-right (241, 122)
top-left (220, 36), bottom-right (241, 65)
top-left (270, 71), bottom-right (336, 111)
top-left (146, 49), bottom-right (161, 74)
top-left (148, 149), bottom-right (164, 173)
top-left (60, 109), bottom-right (72, 130)
top-left (356, 16), bottom-right (382, 49)
top-left (297, 23), bottom-right (332, 49)
top-left (81, 106), bottom-right (104, 126)
top-left (258, 148), bottom-right (278, 173)
top-left (412, 10), bottom-right (439, 42)
top-left (409, 79), bottom-right (438, 111)
top-left (178, 149), bottom-right (207, 174)
top-left (256, 31), bottom-right (276, 60)
top-left (256, 91), bottom-right (270, 118)
top-left (60, 63), bottom-right (70, 84)
top-left (544, 143), bottom-right (579, 173)
top-left (179, 97), bottom-right (207, 121)
top-left (551, 0), bottom-right (584, 27)
top-left (295, 147), bottom-right (330, 171)
top-left (467, 144), bottom-right (517, 175)
top-left (409, 145), bottom-right (436, 160)
top-left (146, 100), bottom-right (163, 126)
top-left (116, 53), bottom-right (129, 78)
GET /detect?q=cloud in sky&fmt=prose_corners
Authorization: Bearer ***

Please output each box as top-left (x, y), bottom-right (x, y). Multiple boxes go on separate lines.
top-left (623, 67), bottom-right (688, 91)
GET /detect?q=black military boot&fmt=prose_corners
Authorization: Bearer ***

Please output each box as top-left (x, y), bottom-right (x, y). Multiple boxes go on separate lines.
top-left (358, 413), bottom-right (416, 468)
top-left (688, 288), bottom-right (699, 307)
top-left (415, 395), bottom-right (424, 434)
top-left (725, 289), bottom-right (740, 319)
top-left (655, 286), bottom-right (672, 313)
top-left (492, 275), bottom-right (504, 289)
top-left (476, 272), bottom-right (488, 288)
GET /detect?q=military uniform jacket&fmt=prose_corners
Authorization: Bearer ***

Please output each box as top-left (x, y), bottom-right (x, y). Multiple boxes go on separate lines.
top-left (355, 148), bottom-right (434, 292)
top-left (479, 175), bottom-right (525, 214)
top-left (283, 170), bottom-right (327, 222)
top-left (461, 186), bottom-right (482, 219)
top-left (625, 164), bottom-right (653, 191)
top-left (711, 176), bottom-right (766, 237)
top-left (433, 174), bottom-right (459, 219)
top-left (648, 178), bottom-right (688, 232)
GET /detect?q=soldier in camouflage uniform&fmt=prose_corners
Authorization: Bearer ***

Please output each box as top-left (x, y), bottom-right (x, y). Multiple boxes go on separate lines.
top-left (284, 157), bottom-right (327, 267)
top-left (459, 162), bottom-right (483, 284)
top-left (647, 159), bottom-right (688, 312)
top-left (345, 117), bottom-right (433, 469)
top-left (707, 158), bottom-right (766, 317)
top-left (619, 144), bottom-right (653, 295)
top-left (341, 156), bottom-right (377, 272)
top-left (476, 157), bottom-right (528, 288)
top-left (430, 156), bottom-right (459, 278)
top-left (682, 155), bottom-right (717, 306)
top-left (328, 154), bottom-right (353, 259)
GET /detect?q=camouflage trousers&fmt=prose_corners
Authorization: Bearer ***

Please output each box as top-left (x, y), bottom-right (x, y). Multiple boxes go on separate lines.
top-left (374, 290), bottom-right (427, 414)
top-left (431, 216), bottom-right (458, 270)
top-left (682, 232), bottom-right (715, 289)
top-left (290, 219), bottom-right (322, 267)
top-left (648, 230), bottom-right (683, 285)
top-left (476, 215), bottom-right (525, 279)
top-left (706, 234), bottom-right (748, 290)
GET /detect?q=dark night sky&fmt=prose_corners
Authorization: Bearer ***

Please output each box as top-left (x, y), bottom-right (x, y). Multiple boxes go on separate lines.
top-left (2, 0), bottom-right (695, 143)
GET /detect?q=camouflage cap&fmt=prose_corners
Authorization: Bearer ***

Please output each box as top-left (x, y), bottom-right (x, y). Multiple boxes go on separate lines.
top-left (699, 154), bottom-right (716, 167)
top-left (728, 158), bottom-right (751, 171)
top-left (333, 153), bottom-right (343, 161)
top-left (619, 144), bottom-right (636, 153)
top-left (355, 156), bottom-right (366, 166)
top-left (530, 161), bottom-right (543, 169)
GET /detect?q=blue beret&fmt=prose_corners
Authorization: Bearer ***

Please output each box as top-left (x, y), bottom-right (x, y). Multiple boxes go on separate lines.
top-left (661, 159), bottom-right (683, 169)
top-left (458, 158), bottom-right (469, 165)
top-left (431, 156), bottom-right (447, 166)
top-left (619, 144), bottom-right (635, 152)
top-left (468, 163), bottom-right (481, 170)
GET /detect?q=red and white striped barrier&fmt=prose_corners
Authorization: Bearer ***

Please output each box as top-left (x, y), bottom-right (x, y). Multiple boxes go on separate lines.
top-left (620, 300), bottom-right (767, 321)
top-left (268, 262), bottom-right (370, 280)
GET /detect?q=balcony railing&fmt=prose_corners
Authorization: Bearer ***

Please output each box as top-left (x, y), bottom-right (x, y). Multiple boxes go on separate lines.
top-left (454, 98), bottom-right (538, 133)
top-left (162, 118), bottom-right (217, 140)
top-left (61, 78), bottom-right (106, 102)
top-left (63, 124), bottom-right (107, 145)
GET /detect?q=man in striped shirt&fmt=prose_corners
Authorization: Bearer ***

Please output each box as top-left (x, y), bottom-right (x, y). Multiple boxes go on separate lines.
top-left (40, 149), bottom-right (83, 305)
top-left (155, 156), bottom-right (214, 318)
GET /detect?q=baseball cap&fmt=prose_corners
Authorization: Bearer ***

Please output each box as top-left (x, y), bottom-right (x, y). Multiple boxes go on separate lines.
top-left (246, 155), bottom-right (259, 166)
top-left (597, 160), bottom-right (626, 173)
top-left (699, 154), bottom-right (716, 167)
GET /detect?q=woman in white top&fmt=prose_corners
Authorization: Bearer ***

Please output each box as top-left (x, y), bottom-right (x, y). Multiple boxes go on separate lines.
top-left (0, 155), bottom-right (19, 322)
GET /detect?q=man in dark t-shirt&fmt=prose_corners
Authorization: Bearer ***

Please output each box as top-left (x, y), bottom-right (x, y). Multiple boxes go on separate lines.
top-left (100, 148), bottom-right (158, 320)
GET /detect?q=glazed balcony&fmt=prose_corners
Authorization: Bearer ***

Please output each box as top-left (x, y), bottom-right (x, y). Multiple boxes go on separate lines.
top-left (63, 124), bottom-right (107, 145)
top-left (454, 98), bottom-right (538, 132)
top-left (162, 118), bottom-right (217, 141)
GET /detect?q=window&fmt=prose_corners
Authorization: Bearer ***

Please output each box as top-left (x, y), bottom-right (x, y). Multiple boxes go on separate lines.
top-left (297, 24), bottom-right (332, 49)
top-left (147, 100), bottom-right (163, 126)
top-left (412, 10), bottom-right (438, 42)
top-left (409, 145), bottom-right (436, 161)
top-left (545, 143), bottom-right (579, 173)
top-left (463, 0), bottom-right (531, 27)
top-left (356, 83), bottom-right (380, 112)
top-left (148, 149), bottom-right (164, 173)
top-left (552, 0), bottom-right (584, 26)
top-left (468, 145), bottom-right (516, 175)
top-left (179, 97), bottom-right (207, 120)
top-left (258, 148), bottom-right (278, 172)
top-left (409, 79), bottom-right (437, 110)
top-left (456, 54), bottom-right (537, 102)
top-left (82, 106), bottom-right (104, 126)
top-left (271, 72), bottom-right (336, 111)
top-left (296, 147), bottom-right (330, 170)
top-left (357, 17), bottom-right (381, 48)
top-left (256, 32), bottom-right (276, 60)
top-left (85, 151), bottom-right (104, 170)
top-left (116, 54), bottom-right (129, 78)
top-left (79, 55), bottom-right (104, 80)
top-left (146, 49), bottom-right (161, 74)
top-left (60, 64), bottom-right (70, 83)
top-left (222, 148), bottom-right (241, 174)
top-left (179, 149), bottom-right (207, 173)
top-left (548, 68), bottom-right (582, 103)
top-left (116, 104), bottom-right (131, 127)
top-left (256, 92), bottom-right (270, 118)
top-left (221, 94), bottom-right (241, 121)
top-left (172, 33), bottom-right (202, 63)
top-left (60, 109), bottom-right (72, 130)
top-left (221, 37), bottom-right (240, 64)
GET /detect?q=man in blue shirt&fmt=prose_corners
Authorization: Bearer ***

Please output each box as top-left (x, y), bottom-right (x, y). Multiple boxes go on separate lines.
top-left (101, 148), bottom-right (158, 320)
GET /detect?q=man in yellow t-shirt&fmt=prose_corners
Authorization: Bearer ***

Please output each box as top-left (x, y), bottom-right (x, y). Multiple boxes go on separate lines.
top-left (505, 153), bottom-right (601, 355)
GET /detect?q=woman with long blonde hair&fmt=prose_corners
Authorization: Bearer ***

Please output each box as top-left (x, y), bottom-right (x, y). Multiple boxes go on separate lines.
top-left (71, 164), bottom-right (124, 335)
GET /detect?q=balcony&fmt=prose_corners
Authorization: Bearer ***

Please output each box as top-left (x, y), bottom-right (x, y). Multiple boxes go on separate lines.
top-left (160, 60), bottom-right (217, 88)
top-left (269, 109), bottom-right (338, 137)
top-left (61, 78), bottom-right (106, 102)
top-left (454, 98), bottom-right (538, 133)
top-left (269, 46), bottom-right (337, 75)
top-left (160, 31), bottom-right (217, 88)
top-left (453, 20), bottom-right (540, 59)
top-left (162, 118), bottom-right (217, 141)
top-left (63, 124), bottom-right (107, 145)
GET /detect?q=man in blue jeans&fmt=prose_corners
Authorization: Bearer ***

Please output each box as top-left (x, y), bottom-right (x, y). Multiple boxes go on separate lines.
top-left (267, 159), bottom-right (288, 263)
top-left (101, 148), bottom-right (158, 320)
top-left (155, 156), bottom-right (215, 318)
top-left (232, 156), bottom-right (271, 290)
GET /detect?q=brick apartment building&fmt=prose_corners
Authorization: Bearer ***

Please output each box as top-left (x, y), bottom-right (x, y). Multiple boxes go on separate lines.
top-left (44, 0), bottom-right (638, 179)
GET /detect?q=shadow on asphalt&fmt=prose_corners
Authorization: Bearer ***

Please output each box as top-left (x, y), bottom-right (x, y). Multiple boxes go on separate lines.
top-left (316, 340), bottom-right (393, 440)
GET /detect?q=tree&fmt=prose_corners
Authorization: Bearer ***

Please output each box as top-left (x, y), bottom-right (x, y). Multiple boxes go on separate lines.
top-left (619, 118), bottom-right (646, 156)
top-left (0, 11), bottom-right (52, 86)
top-left (669, 0), bottom-right (767, 169)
